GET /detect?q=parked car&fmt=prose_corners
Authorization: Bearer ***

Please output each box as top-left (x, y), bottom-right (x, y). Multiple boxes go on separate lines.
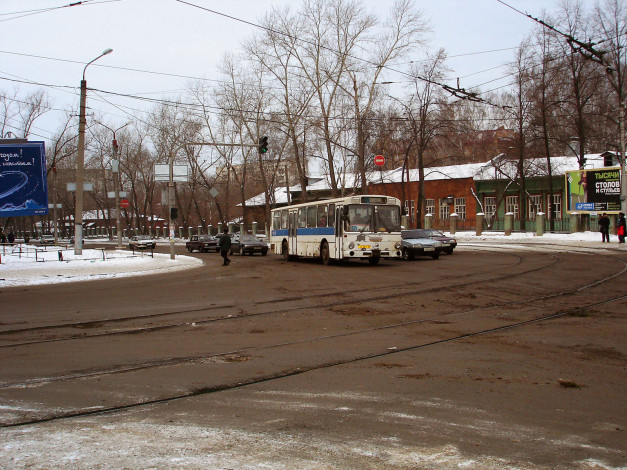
top-left (230, 234), bottom-right (268, 256)
top-left (400, 230), bottom-right (443, 260)
top-left (411, 229), bottom-right (457, 254)
top-left (186, 234), bottom-right (219, 253)
top-left (128, 235), bottom-right (157, 250)
top-left (37, 234), bottom-right (56, 246)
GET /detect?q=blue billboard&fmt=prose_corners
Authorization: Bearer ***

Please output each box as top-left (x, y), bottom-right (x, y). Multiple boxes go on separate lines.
top-left (0, 142), bottom-right (48, 217)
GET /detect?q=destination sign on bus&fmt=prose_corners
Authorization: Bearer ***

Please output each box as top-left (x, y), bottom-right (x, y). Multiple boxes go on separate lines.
top-left (361, 196), bottom-right (386, 204)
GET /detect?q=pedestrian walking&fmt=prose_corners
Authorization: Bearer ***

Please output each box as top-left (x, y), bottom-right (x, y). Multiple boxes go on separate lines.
top-left (7, 231), bottom-right (15, 245)
top-left (219, 227), bottom-right (231, 266)
top-left (0, 230), bottom-right (5, 244)
top-left (617, 212), bottom-right (626, 244)
top-left (598, 213), bottom-right (610, 242)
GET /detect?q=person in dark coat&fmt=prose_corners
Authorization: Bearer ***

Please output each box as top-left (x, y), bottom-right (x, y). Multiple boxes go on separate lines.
top-left (617, 212), bottom-right (626, 244)
top-left (218, 227), bottom-right (231, 266)
top-left (7, 231), bottom-right (15, 245)
top-left (598, 213), bottom-right (610, 242)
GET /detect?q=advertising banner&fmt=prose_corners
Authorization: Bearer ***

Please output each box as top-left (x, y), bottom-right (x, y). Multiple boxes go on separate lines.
top-left (565, 167), bottom-right (621, 213)
top-left (0, 142), bottom-right (48, 217)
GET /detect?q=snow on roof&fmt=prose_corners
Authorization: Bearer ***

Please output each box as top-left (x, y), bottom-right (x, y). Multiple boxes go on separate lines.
top-left (243, 152), bottom-right (618, 207)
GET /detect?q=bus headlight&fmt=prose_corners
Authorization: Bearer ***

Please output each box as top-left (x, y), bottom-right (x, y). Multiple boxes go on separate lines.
top-left (348, 242), bottom-right (355, 249)
top-left (394, 242), bottom-right (401, 249)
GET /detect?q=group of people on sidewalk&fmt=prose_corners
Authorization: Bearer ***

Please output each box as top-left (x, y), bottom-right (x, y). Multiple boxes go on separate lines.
top-left (599, 212), bottom-right (626, 243)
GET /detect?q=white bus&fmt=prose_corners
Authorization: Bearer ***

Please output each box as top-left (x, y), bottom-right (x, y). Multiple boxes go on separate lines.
top-left (270, 195), bottom-right (403, 265)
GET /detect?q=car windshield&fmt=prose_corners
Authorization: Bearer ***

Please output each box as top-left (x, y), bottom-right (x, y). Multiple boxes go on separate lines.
top-left (239, 235), bottom-right (259, 242)
top-left (137, 235), bottom-right (151, 240)
top-left (402, 230), bottom-right (427, 239)
top-left (199, 235), bottom-right (214, 241)
top-left (424, 229), bottom-right (444, 237)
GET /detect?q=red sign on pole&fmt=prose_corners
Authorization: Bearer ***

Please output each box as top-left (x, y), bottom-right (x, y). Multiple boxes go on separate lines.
top-left (374, 155), bottom-right (385, 166)
top-left (120, 199), bottom-right (130, 209)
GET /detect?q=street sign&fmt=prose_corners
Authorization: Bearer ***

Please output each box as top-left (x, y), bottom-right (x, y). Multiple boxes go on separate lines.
top-left (374, 155), bottom-right (385, 166)
top-left (209, 187), bottom-right (219, 197)
top-left (154, 164), bottom-right (189, 182)
top-left (120, 199), bottom-right (130, 208)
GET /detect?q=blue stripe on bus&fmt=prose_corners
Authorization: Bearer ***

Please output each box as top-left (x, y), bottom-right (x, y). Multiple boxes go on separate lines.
top-left (271, 227), bottom-right (335, 237)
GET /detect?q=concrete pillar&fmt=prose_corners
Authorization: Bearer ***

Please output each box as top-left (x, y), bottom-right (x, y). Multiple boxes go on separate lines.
top-left (208, 225), bottom-right (213, 236)
top-left (252, 222), bottom-right (258, 235)
top-left (424, 213), bottom-right (433, 229)
top-left (228, 222), bottom-right (235, 234)
top-left (178, 227), bottom-right (183, 239)
top-left (198, 225), bottom-right (202, 236)
top-left (217, 223), bottom-right (223, 234)
top-left (569, 212), bottom-right (579, 233)
top-left (504, 213), bottom-right (514, 236)
top-left (123, 229), bottom-right (128, 239)
top-left (476, 213), bottom-right (484, 236)
top-left (239, 222), bottom-right (245, 235)
top-left (536, 212), bottom-right (545, 236)
top-left (401, 215), bottom-right (409, 230)
top-left (449, 213), bottom-right (458, 235)
top-left (187, 226), bottom-right (193, 239)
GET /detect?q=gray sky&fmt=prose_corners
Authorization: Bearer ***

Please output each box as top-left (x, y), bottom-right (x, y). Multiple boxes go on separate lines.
top-left (0, 0), bottom-right (578, 141)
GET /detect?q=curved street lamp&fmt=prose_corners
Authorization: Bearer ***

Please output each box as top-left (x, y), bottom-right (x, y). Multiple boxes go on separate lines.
top-left (74, 48), bottom-right (112, 255)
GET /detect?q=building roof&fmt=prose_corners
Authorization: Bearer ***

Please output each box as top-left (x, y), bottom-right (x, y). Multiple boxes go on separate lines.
top-left (244, 152), bottom-right (618, 207)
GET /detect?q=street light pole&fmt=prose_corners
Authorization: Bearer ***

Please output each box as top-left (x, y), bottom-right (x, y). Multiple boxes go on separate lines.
top-left (74, 48), bottom-right (112, 255)
top-left (98, 121), bottom-right (129, 249)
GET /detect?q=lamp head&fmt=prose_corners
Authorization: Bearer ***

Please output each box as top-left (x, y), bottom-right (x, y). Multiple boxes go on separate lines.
top-left (102, 48), bottom-right (113, 55)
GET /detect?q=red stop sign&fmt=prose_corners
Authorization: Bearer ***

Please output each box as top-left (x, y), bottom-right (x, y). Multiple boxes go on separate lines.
top-left (120, 199), bottom-right (130, 208)
top-left (374, 155), bottom-right (385, 166)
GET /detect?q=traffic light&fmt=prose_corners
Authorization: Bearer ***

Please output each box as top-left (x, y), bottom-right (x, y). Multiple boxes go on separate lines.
top-left (258, 135), bottom-right (268, 154)
top-left (170, 207), bottom-right (178, 220)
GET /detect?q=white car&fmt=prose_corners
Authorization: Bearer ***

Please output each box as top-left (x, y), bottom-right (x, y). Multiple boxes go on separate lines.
top-left (128, 235), bottom-right (156, 250)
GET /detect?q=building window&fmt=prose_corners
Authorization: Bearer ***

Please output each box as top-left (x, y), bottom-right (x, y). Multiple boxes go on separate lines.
top-left (549, 194), bottom-right (562, 219)
top-left (505, 195), bottom-right (519, 219)
top-left (454, 197), bottom-right (466, 220)
top-left (425, 199), bottom-right (435, 215)
top-left (528, 195), bottom-right (542, 219)
top-left (439, 201), bottom-right (450, 220)
top-left (404, 199), bottom-right (415, 223)
top-left (484, 196), bottom-right (496, 218)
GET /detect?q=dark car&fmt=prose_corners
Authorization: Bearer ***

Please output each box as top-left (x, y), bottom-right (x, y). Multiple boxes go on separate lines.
top-left (411, 229), bottom-right (457, 254)
top-left (186, 234), bottom-right (219, 253)
top-left (400, 230), bottom-right (443, 260)
top-left (230, 234), bottom-right (268, 256)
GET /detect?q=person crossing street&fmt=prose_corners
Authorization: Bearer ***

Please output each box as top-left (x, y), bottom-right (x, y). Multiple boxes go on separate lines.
top-left (219, 227), bottom-right (231, 266)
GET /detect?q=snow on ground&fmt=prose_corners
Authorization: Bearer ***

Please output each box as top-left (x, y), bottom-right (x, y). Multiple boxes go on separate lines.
top-left (0, 231), bottom-right (623, 288)
top-left (0, 241), bottom-right (202, 288)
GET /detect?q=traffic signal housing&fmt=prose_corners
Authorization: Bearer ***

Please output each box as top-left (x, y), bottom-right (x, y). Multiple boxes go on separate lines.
top-left (258, 135), bottom-right (268, 154)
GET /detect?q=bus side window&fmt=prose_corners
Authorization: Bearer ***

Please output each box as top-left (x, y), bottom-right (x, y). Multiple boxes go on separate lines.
top-left (298, 208), bottom-right (307, 228)
top-left (307, 206), bottom-right (317, 228)
top-left (273, 212), bottom-right (281, 231)
top-left (317, 205), bottom-right (327, 227)
top-left (328, 203), bottom-right (335, 228)
top-left (281, 210), bottom-right (288, 229)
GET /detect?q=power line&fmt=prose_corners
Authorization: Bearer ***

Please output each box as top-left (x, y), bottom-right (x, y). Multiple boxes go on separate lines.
top-left (0, 0), bottom-right (121, 23)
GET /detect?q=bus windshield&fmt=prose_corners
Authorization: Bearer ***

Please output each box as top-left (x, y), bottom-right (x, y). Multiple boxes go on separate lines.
top-left (346, 204), bottom-right (401, 233)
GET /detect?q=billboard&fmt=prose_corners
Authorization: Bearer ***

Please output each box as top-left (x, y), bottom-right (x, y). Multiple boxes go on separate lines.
top-left (565, 167), bottom-right (622, 213)
top-left (0, 142), bottom-right (48, 217)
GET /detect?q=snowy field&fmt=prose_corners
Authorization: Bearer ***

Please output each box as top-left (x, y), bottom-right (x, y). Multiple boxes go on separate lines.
top-left (0, 242), bottom-right (202, 288)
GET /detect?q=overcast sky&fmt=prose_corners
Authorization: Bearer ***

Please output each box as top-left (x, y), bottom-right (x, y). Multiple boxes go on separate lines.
top-left (0, 0), bottom-right (586, 142)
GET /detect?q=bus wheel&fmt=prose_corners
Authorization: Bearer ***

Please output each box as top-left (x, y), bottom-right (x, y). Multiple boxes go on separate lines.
top-left (368, 256), bottom-right (380, 265)
top-left (321, 241), bottom-right (330, 265)
top-left (282, 241), bottom-right (290, 261)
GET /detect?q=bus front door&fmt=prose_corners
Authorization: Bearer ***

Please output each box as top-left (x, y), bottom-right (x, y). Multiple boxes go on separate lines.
top-left (289, 211), bottom-right (297, 256)
top-left (334, 207), bottom-right (343, 259)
